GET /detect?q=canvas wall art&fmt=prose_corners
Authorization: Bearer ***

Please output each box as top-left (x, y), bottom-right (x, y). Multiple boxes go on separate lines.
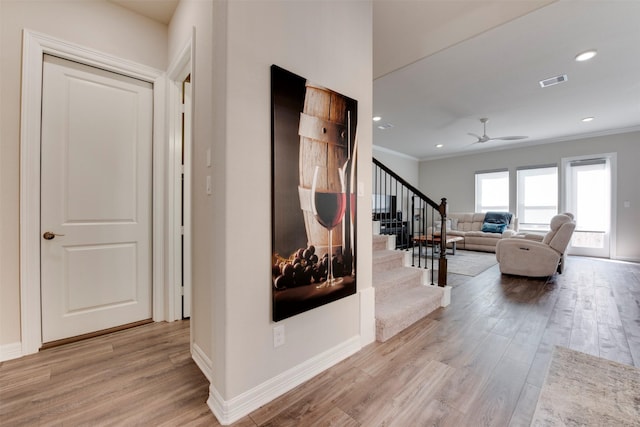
top-left (271, 65), bottom-right (358, 322)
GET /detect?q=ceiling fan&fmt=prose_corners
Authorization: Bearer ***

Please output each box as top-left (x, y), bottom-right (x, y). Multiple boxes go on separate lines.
top-left (468, 118), bottom-right (528, 143)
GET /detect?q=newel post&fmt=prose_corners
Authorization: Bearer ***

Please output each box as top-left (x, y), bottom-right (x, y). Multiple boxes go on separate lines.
top-left (438, 198), bottom-right (448, 287)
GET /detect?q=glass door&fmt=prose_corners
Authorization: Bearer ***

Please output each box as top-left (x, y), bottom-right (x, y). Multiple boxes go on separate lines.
top-left (563, 154), bottom-right (615, 258)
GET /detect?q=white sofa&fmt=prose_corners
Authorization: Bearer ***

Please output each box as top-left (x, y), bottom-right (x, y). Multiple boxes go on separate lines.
top-left (428, 212), bottom-right (518, 253)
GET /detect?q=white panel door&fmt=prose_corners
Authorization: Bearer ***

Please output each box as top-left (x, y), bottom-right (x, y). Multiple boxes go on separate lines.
top-left (41, 55), bottom-right (153, 343)
top-left (182, 78), bottom-right (192, 319)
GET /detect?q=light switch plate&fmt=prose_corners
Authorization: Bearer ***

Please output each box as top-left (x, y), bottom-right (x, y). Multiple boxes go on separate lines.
top-left (273, 325), bottom-right (285, 347)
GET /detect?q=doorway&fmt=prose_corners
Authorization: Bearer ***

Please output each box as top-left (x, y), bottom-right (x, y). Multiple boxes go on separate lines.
top-left (167, 38), bottom-right (193, 322)
top-left (40, 55), bottom-right (154, 343)
top-left (181, 75), bottom-right (192, 319)
top-left (563, 153), bottom-right (616, 258)
top-left (19, 31), bottom-right (166, 355)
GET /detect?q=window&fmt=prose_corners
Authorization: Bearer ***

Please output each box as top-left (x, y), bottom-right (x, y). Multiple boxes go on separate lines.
top-left (475, 170), bottom-right (509, 213)
top-left (517, 166), bottom-right (558, 230)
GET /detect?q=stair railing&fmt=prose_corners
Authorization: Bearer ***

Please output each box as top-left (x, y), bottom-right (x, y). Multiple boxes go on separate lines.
top-left (373, 158), bottom-right (448, 287)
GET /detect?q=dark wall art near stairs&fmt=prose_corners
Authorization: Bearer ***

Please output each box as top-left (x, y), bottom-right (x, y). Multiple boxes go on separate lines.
top-left (271, 65), bottom-right (358, 322)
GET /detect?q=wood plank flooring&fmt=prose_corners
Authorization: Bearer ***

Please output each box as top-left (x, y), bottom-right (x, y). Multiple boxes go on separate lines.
top-left (1, 255), bottom-right (638, 426)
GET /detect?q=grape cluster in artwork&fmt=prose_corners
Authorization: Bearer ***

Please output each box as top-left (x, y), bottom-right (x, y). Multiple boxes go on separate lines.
top-left (272, 245), bottom-right (348, 289)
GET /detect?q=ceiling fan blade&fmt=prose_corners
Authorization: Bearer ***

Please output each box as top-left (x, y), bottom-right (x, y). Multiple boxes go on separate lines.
top-left (468, 119), bottom-right (526, 143)
top-left (490, 135), bottom-right (528, 141)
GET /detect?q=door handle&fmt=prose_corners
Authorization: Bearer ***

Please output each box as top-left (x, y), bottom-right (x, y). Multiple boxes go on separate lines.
top-left (43, 231), bottom-right (65, 240)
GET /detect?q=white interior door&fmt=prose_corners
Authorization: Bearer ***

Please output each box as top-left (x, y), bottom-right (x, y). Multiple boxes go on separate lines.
top-left (182, 77), bottom-right (192, 319)
top-left (41, 55), bottom-right (153, 343)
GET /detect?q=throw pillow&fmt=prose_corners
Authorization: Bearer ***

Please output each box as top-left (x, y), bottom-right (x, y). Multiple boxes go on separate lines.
top-left (484, 211), bottom-right (513, 225)
top-left (481, 222), bottom-right (507, 233)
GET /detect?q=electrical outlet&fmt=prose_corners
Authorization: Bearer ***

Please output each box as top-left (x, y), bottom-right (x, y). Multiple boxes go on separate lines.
top-left (273, 325), bottom-right (285, 348)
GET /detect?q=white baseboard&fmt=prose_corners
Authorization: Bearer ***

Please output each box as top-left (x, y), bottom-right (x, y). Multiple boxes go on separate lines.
top-left (611, 255), bottom-right (640, 264)
top-left (387, 234), bottom-right (396, 250)
top-left (441, 285), bottom-right (452, 307)
top-left (191, 341), bottom-right (213, 382)
top-left (0, 342), bottom-right (23, 362)
top-left (359, 287), bottom-right (376, 346)
top-left (207, 335), bottom-right (361, 425)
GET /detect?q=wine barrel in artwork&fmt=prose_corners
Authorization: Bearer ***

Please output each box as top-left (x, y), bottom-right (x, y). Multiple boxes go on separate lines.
top-left (298, 82), bottom-right (349, 257)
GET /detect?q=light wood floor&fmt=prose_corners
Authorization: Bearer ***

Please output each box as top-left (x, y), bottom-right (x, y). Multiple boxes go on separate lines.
top-left (1, 255), bottom-right (638, 426)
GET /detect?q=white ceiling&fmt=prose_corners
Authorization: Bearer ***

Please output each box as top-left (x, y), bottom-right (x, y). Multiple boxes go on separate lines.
top-left (373, 1), bottom-right (640, 160)
top-left (109, 0), bottom-right (178, 25)
top-left (373, 0), bottom-right (555, 79)
top-left (108, 1), bottom-right (640, 162)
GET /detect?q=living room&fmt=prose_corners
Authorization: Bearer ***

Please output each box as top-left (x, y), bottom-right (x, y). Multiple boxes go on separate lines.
top-left (367, 2), bottom-right (640, 424)
top-left (375, 128), bottom-right (640, 263)
top-left (373, 1), bottom-right (640, 264)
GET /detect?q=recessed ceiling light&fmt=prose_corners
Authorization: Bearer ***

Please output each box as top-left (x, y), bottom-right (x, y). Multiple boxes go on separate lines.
top-left (372, 116), bottom-right (382, 122)
top-left (435, 144), bottom-right (444, 148)
top-left (575, 50), bottom-right (597, 62)
top-left (581, 117), bottom-right (595, 122)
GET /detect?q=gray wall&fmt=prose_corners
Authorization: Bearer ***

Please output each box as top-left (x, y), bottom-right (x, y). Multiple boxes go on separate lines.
top-left (373, 146), bottom-right (420, 187)
top-left (419, 131), bottom-right (640, 262)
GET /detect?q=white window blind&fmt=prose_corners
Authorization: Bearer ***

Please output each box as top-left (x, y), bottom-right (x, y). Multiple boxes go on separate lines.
top-left (517, 165), bottom-right (558, 229)
top-left (475, 170), bottom-right (509, 213)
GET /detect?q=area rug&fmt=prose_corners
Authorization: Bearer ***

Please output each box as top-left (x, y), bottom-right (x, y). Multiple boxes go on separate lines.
top-left (413, 249), bottom-right (497, 276)
top-left (531, 346), bottom-right (640, 426)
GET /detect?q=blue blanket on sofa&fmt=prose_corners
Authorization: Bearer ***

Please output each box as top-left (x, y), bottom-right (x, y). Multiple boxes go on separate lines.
top-left (484, 211), bottom-right (512, 225)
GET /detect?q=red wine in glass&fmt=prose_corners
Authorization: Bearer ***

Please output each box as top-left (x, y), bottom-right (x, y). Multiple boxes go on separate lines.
top-left (311, 165), bottom-right (346, 287)
top-left (313, 191), bottom-right (346, 229)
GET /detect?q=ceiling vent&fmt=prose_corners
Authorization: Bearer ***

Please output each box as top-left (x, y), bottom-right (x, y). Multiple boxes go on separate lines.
top-left (377, 123), bottom-right (394, 130)
top-left (539, 74), bottom-right (568, 88)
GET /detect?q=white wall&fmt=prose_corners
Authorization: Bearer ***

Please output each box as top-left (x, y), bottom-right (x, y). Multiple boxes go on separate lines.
top-left (419, 131), bottom-right (640, 261)
top-left (372, 146), bottom-right (422, 224)
top-left (167, 0), bottom-right (373, 420)
top-left (190, 0), bottom-right (372, 417)
top-left (167, 0), bottom-right (217, 382)
top-left (373, 146), bottom-right (420, 187)
top-left (0, 0), bottom-right (167, 348)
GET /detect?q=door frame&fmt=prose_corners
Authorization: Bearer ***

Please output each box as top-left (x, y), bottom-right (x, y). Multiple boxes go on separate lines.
top-left (560, 152), bottom-right (617, 259)
top-left (19, 30), bottom-right (166, 355)
top-left (166, 33), bottom-right (194, 321)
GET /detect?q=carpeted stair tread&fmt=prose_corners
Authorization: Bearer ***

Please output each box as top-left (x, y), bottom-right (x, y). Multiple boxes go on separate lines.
top-left (371, 235), bottom-right (448, 343)
top-left (372, 234), bottom-right (390, 251)
top-left (375, 285), bottom-right (444, 342)
top-left (372, 249), bottom-right (405, 271)
top-left (373, 267), bottom-right (424, 299)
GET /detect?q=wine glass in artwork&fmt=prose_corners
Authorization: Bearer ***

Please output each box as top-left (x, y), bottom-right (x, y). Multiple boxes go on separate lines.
top-left (311, 165), bottom-right (346, 287)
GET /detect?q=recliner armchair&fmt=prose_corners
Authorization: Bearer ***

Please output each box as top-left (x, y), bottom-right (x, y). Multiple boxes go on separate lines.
top-left (495, 213), bottom-right (576, 277)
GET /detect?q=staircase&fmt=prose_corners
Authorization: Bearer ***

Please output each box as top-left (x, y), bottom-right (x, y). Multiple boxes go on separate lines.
top-left (372, 233), bottom-right (450, 342)
top-left (371, 157), bottom-right (451, 342)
